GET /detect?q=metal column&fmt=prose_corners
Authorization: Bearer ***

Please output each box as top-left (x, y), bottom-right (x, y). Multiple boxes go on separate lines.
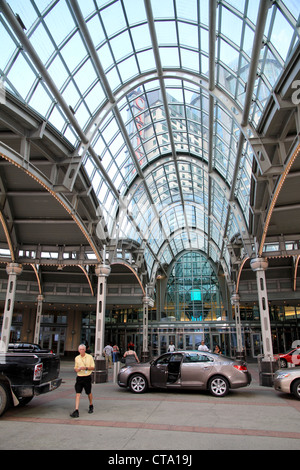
top-left (250, 257), bottom-right (273, 360)
top-left (0, 263), bottom-right (23, 352)
top-left (231, 292), bottom-right (244, 359)
top-left (94, 263), bottom-right (111, 360)
top-left (33, 294), bottom-right (44, 344)
top-left (141, 287), bottom-right (154, 362)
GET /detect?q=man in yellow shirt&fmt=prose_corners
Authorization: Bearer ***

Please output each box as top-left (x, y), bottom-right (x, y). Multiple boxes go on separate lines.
top-left (70, 344), bottom-right (95, 418)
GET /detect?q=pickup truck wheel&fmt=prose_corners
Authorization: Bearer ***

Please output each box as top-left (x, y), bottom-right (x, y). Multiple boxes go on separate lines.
top-left (0, 383), bottom-right (10, 416)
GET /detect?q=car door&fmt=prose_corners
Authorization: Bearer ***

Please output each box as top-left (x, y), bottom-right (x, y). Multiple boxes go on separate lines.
top-left (180, 352), bottom-right (214, 388)
top-left (150, 354), bottom-right (171, 388)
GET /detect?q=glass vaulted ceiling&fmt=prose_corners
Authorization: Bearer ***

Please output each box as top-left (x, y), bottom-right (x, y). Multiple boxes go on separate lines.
top-left (0, 0), bottom-right (299, 279)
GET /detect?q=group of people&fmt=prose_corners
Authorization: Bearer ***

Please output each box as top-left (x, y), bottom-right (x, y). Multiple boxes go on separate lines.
top-left (102, 341), bottom-right (140, 368)
top-left (70, 339), bottom-right (222, 418)
top-left (198, 340), bottom-right (222, 354)
top-left (70, 341), bottom-right (139, 418)
top-left (169, 339), bottom-right (222, 354)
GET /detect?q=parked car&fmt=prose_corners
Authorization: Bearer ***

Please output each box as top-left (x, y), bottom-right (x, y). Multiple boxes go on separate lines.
top-left (8, 342), bottom-right (53, 354)
top-left (273, 368), bottom-right (300, 399)
top-left (0, 350), bottom-right (61, 416)
top-left (274, 348), bottom-right (300, 368)
top-left (117, 350), bottom-right (251, 397)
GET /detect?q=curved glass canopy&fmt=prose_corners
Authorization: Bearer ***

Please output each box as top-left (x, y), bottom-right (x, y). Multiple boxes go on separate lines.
top-left (0, 0), bottom-right (299, 280)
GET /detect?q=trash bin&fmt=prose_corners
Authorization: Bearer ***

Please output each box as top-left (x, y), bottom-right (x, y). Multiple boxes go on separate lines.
top-left (257, 354), bottom-right (279, 387)
top-left (92, 359), bottom-right (107, 383)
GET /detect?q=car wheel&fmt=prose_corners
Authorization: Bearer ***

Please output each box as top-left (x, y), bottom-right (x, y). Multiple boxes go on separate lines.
top-left (292, 379), bottom-right (300, 399)
top-left (129, 374), bottom-right (148, 393)
top-left (208, 376), bottom-right (229, 397)
top-left (280, 359), bottom-right (287, 368)
top-left (0, 383), bottom-right (10, 417)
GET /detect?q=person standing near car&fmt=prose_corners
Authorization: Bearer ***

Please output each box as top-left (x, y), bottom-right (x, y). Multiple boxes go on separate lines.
top-left (112, 343), bottom-right (120, 363)
top-left (70, 344), bottom-right (95, 418)
top-left (168, 341), bottom-right (176, 352)
top-left (198, 340), bottom-right (209, 352)
top-left (123, 345), bottom-right (140, 365)
top-left (103, 342), bottom-right (113, 369)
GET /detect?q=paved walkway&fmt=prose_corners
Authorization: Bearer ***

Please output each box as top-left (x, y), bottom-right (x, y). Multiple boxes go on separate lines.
top-left (1, 361), bottom-right (300, 453)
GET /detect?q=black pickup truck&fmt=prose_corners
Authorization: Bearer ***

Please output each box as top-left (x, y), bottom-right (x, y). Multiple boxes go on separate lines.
top-left (0, 351), bottom-right (62, 416)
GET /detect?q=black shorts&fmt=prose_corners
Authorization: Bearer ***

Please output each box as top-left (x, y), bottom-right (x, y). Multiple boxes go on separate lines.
top-left (75, 375), bottom-right (92, 394)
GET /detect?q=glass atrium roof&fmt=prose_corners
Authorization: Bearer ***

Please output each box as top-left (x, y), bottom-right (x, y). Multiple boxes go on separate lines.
top-left (0, 0), bottom-right (299, 280)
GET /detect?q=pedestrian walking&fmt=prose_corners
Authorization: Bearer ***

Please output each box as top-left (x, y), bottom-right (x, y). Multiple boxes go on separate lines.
top-left (70, 344), bottom-right (95, 418)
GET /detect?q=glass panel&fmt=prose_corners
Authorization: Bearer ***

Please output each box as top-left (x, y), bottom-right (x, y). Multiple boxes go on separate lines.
top-left (0, 0), bottom-right (298, 284)
top-left (165, 252), bottom-right (226, 322)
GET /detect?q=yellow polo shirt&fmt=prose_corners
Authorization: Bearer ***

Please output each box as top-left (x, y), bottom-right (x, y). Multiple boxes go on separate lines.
top-left (74, 353), bottom-right (95, 377)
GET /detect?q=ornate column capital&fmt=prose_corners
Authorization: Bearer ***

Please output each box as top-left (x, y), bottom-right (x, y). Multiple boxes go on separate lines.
top-left (6, 262), bottom-right (23, 276)
top-left (95, 263), bottom-right (111, 277)
top-left (231, 293), bottom-right (240, 305)
top-left (250, 257), bottom-right (268, 272)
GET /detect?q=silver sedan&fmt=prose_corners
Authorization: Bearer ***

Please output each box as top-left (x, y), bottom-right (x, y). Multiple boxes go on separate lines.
top-left (117, 351), bottom-right (251, 397)
top-left (273, 368), bottom-right (300, 399)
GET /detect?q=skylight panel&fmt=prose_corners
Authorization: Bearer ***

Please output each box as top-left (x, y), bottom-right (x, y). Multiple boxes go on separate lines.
top-left (270, 8), bottom-right (295, 61)
top-left (7, 53), bottom-right (37, 100)
top-left (100, 1), bottom-right (127, 36)
top-left (44, 1), bottom-right (76, 46)
top-left (123, 0), bottom-right (147, 23)
top-left (60, 31), bottom-right (87, 72)
top-left (130, 24), bottom-right (152, 50)
top-left (30, 23), bottom-right (55, 64)
top-left (221, 7), bottom-right (243, 48)
top-left (177, 21), bottom-right (198, 49)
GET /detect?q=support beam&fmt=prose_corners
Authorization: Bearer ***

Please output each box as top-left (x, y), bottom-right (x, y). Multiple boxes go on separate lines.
top-left (231, 293), bottom-right (244, 359)
top-left (0, 263), bottom-right (23, 352)
top-left (250, 257), bottom-right (273, 360)
top-left (33, 294), bottom-right (44, 344)
top-left (94, 261), bottom-right (111, 360)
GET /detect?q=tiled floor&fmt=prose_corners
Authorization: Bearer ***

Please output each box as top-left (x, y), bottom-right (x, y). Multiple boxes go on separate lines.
top-left (1, 362), bottom-right (300, 451)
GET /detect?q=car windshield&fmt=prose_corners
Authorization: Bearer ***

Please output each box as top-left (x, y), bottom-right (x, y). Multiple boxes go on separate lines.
top-left (283, 348), bottom-right (300, 354)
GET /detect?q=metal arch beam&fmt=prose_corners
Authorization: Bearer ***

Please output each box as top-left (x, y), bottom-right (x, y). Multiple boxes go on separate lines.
top-left (144, 0), bottom-right (191, 249)
top-left (110, 260), bottom-right (145, 296)
top-left (84, 69), bottom-right (256, 149)
top-left (218, 0), bottom-right (270, 261)
top-left (68, 0), bottom-right (172, 270)
top-left (241, 0), bottom-right (272, 127)
top-left (0, 142), bottom-right (102, 262)
top-left (149, 226), bottom-right (230, 287)
top-left (207, 0), bottom-right (217, 259)
top-left (258, 141), bottom-right (300, 256)
top-left (125, 154), bottom-right (252, 252)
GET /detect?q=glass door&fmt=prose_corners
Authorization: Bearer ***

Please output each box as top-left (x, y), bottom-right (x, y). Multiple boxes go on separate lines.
top-left (251, 332), bottom-right (262, 357)
top-left (40, 329), bottom-right (65, 355)
top-left (159, 334), bottom-right (176, 354)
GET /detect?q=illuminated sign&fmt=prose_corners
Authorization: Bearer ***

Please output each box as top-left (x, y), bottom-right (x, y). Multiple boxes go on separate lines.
top-left (191, 290), bottom-right (201, 301)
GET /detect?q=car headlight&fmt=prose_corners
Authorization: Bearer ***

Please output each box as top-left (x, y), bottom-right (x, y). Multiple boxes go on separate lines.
top-left (276, 373), bottom-right (290, 379)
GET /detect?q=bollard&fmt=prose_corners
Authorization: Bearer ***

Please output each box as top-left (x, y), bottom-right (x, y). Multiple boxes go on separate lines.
top-left (113, 361), bottom-right (121, 383)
